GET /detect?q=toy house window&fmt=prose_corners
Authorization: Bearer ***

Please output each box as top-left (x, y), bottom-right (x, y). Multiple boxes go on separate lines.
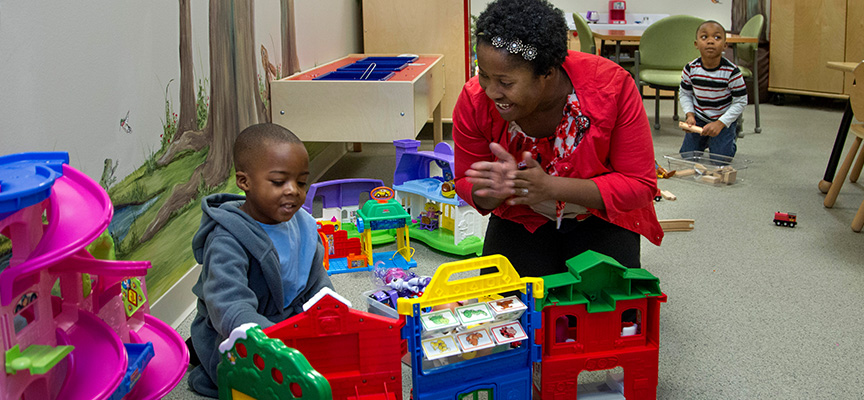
top-left (311, 197), bottom-right (324, 218)
top-left (358, 191), bottom-right (371, 206)
top-left (459, 388), bottom-right (492, 400)
top-left (555, 314), bottom-right (578, 343)
top-left (621, 308), bottom-right (642, 336)
top-left (13, 292), bottom-right (38, 334)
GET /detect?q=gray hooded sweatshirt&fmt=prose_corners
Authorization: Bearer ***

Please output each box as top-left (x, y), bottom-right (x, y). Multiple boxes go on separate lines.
top-left (187, 193), bottom-right (332, 397)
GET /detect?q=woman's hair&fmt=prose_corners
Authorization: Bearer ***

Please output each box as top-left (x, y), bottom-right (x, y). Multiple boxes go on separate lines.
top-left (475, 0), bottom-right (569, 75)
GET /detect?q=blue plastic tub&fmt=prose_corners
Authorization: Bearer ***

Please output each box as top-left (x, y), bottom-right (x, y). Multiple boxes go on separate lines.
top-left (358, 56), bottom-right (418, 63)
top-left (313, 70), bottom-right (395, 81)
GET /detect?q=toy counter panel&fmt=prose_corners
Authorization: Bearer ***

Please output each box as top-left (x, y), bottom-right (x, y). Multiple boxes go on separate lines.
top-left (270, 54), bottom-right (444, 143)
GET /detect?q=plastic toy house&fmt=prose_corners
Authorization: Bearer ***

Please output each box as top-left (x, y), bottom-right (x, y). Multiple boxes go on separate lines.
top-left (533, 251), bottom-right (666, 400)
top-left (262, 288), bottom-right (406, 400)
top-left (393, 140), bottom-right (488, 256)
top-left (315, 186), bottom-right (416, 275)
top-left (0, 152), bottom-right (187, 400)
top-left (302, 178), bottom-right (396, 245)
top-left (217, 323), bottom-right (332, 400)
top-left (396, 255), bottom-right (544, 399)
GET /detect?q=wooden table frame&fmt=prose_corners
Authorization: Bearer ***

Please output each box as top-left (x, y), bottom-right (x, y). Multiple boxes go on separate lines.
top-left (819, 61), bottom-right (860, 193)
top-left (592, 29), bottom-right (758, 65)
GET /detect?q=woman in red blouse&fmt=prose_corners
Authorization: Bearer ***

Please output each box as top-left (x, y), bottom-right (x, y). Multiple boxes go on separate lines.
top-left (454, 0), bottom-right (663, 277)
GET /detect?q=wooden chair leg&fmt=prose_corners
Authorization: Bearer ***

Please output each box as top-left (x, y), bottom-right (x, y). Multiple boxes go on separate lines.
top-left (850, 147), bottom-right (864, 183)
top-left (853, 197), bottom-right (864, 232)
top-left (753, 59), bottom-right (761, 133)
top-left (825, 136), bottom-right (862, 208)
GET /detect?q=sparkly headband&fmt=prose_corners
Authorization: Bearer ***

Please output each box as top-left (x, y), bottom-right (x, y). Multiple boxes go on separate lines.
top-left (490, 36), bottom-right (538, 61)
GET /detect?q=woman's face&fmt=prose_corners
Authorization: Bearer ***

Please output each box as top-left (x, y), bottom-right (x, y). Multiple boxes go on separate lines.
top-left (476, 42), bottom-right (550, 122)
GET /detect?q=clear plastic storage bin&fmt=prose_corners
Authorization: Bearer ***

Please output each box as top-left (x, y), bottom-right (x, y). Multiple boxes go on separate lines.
top-left (663, 151), bottom-right (750, 185)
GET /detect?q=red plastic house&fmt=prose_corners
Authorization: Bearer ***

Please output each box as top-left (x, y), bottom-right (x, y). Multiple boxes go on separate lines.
top-left (533, 251), bottom-right (667, 399)
top-left (263, 289), bottom-right (407, 400)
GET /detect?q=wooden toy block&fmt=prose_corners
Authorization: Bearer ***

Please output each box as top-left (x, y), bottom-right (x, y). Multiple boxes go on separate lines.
top-left (660, 190), bottom-right (677, 201)
top-left (700, 175), bottom-right (720, 184)
top-left (678, 121), bottom-right (704, 134)
top-left (658, 219), bottom-right (695, 232)
top-left (721, 169), bottom-right (737, 184)
top-left (676, 168), bottom-right (696, 177)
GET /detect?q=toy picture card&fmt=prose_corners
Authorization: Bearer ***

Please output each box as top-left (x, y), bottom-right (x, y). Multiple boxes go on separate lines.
top-left (420, 309), bottom-right (459, 332)
top-left (421, 335), bottom-right (461, 360)
top-left (490, 321), bottom-right (528, 345)
top-left (487, 296), bottom-right (527, 321)
top-left (454, 302), bottom-right (495, 326)
top-left (455, 327), bottom-right (495, 352)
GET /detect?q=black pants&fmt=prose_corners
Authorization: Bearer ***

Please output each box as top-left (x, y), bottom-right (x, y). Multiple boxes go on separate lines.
top-left (481, 214), bottom-right (641, 279)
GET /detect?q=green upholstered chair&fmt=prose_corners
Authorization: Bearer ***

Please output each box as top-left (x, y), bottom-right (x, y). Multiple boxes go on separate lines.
top-left (736, 14), bottom-right (765, 134)
top-left (634, 15), bottom-right (705, 130)
top-left (572, 13), bottom-right (596, 54)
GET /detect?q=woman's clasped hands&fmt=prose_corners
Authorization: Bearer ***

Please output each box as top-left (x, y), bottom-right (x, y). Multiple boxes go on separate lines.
top-left (465, 142), bottom-right (551, 206)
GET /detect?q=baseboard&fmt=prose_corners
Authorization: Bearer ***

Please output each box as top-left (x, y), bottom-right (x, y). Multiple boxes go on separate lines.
top-left (150, 263), bottom-right (201, 330)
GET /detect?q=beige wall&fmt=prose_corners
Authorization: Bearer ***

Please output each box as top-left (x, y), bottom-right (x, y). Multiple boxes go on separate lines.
top-left (471, 0), bottom-right (733, 28)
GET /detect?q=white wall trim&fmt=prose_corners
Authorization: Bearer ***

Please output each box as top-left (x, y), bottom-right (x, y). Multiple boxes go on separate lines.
top-left (151, 263), bottom-right (201, 330)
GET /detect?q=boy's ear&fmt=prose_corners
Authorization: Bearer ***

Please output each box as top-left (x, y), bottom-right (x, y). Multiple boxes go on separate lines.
top-left (236, 171), bottom-right (250, 191)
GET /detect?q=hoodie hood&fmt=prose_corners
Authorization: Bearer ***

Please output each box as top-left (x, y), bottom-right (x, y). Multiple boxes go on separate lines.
top-left (192, 193), bottom-right (274, 265)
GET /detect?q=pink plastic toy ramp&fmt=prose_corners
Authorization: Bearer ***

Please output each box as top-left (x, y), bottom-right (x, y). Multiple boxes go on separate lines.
top-left (127, 314), bottom-right (189, 399)
top-left (1, 164), bottom-right (112, 306)
top-left (55, 309), bottom-right (127, 400)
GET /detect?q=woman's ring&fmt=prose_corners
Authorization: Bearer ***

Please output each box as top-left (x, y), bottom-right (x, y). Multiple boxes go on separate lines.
top-left (520, 188), bottom-right (529, 196)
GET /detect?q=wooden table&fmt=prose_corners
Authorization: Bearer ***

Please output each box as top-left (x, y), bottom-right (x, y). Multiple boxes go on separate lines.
top-left (592, 29), bottom-right (758, 64)
top-left (270, 54), bottom-right (445, 144)
top-left (819, 61), bottom-right (860, 193)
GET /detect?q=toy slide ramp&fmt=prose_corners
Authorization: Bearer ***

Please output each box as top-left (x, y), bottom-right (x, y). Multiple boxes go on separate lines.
top-left (1, 164), bottom-right (112, 306)
top-left (126, 314), bottom-right (189, 400)
top-left (55, 310), bottom-right (126, 400)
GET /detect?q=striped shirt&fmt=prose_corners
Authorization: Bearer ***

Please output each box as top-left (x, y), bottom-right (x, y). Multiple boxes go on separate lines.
top-left (679, 57), bottom-right (747, 127)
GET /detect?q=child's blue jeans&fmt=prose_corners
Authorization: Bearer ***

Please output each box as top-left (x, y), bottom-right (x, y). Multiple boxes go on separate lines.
top-left (679, 119), bottom-right (737, 158)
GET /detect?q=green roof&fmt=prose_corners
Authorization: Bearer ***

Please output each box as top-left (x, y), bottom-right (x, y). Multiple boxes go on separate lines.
top-left (536, 251), bottom-right (662, 313)
top-left (357, 199), bottom-right (411, 222)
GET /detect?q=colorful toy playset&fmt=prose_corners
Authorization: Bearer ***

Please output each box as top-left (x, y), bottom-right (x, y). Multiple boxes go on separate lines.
top-left (393, 140), bottom-right (488, 256)
top-left (218, 288), bottom-right (405, 400)
top-left (0, 152), bottom-right (187, 400)
top-left (317, 186), bottom-right (417, 275)
top-left (397, 255), bottom-right (544, 400)
top-left (302, 178), bottom-right (397, 246)
top-left (533, 251), bottom-right (666, 399)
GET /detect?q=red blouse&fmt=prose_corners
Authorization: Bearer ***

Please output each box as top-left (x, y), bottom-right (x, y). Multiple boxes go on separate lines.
top-left (453, 50), bottom-right (664, 245)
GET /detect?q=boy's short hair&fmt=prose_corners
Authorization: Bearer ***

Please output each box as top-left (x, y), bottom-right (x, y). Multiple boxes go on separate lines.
top-left (696, 20), bottom-right (727, 37)
top-left (233, 123), bottom-right (302, 173)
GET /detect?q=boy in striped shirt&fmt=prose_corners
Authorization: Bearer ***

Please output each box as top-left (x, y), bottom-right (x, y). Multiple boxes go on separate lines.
top-left (679, 20), bottom-right (747, 158)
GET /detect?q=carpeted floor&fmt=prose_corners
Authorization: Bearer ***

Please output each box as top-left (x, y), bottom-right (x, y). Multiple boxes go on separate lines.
top-left (165, 96), bottom-right (864, 400)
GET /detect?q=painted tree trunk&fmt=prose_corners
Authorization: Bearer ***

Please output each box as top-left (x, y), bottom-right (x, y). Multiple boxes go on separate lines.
top-left (177, 0), bottom-right (197, 136)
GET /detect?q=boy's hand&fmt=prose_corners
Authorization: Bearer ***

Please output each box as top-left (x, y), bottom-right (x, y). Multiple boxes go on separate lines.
top-left (508, 152), bottom-right (551, 206)
top-left (685, 114), bottom-right (696, 126)
top-left (701, 121), bottom-right (725, 137)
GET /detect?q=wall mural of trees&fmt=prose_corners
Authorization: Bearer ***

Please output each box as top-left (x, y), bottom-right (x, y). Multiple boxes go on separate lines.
top-left (107, 0), bottom-right (301, 300)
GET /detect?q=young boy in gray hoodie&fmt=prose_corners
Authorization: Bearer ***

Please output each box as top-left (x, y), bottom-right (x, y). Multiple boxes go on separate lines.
top-left (187, 123), bottom-right (333, 397)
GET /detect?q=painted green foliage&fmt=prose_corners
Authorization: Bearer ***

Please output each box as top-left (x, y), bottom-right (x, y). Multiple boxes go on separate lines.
top-left (217, 325), bottom-right (331, 400)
